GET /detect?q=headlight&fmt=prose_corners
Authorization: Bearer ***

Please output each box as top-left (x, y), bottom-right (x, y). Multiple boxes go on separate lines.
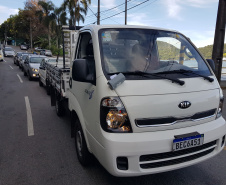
top-left (32, 68), bottom-right (38, 72)
top-left (100, 97), bottom-right (132, 133)
top-left (216, 89), bottom-right (224, 119)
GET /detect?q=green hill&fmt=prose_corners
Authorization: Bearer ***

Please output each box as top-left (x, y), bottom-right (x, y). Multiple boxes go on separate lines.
top-left (198, 44), bottom-right (226, 59)
top-left (156, 41), bottom-right (226, 60)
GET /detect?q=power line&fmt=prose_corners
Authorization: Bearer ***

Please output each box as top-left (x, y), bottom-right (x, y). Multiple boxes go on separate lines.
top-left (85, 0), bottom-right (137, 21)
top-left (128, 0), bottom-right (158, 14)
top-left (84, 0), bottom-right (156, 25)
top-left (101, 0), bottom-right (132, 13)
top-left (100, 0), bottom-right (150, 22)
top-left (87, 5), bottom-right (97, 17)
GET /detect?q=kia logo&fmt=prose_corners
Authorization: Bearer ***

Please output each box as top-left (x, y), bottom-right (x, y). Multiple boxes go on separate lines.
top-left (178, 101), bottom-right (191, 109)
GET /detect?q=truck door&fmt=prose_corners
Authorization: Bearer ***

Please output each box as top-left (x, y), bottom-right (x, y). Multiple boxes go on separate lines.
top-left (71, 31), bottom-right (99, 135)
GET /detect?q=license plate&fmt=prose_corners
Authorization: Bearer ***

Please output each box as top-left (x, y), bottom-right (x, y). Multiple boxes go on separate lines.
top-left (173, 134), bottom-right (204, 151)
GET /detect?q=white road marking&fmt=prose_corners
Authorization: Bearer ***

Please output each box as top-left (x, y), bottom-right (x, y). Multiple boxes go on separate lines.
top-left (9, 65), bottom-right (13, 69)
top-left (4, 60), bottom-right (6, 62)
top-left (17, 74), bottom-right (23, 83)
top-left (25, 96), bottom-right (34, 136)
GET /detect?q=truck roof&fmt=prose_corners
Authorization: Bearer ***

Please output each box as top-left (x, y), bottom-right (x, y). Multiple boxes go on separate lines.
top-left (80, 24), bottom-right (179, 34)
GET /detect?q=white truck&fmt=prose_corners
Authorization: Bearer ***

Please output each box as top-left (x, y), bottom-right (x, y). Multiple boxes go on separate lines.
top-left (43, 25), bottom-right (226, 177)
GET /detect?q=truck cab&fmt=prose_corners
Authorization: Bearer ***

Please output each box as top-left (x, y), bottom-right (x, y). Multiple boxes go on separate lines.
top-left (67, 25), bottom-right (226, 177)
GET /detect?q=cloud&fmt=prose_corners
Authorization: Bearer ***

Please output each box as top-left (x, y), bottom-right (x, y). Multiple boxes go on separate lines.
top-left (0, 6), bottom-right (19, 24)
top-left (101, 0), bottom-right (116, 9)
top-left (182, 29), bottom-right (215, 47)
top-left (184, 0), bottom-right (218, 8)
top-left (127, 13), bottom-right (158, 26)
top-left (164, 0), bottom-right (218, 19)
top-left (164, 0), bottom-right (182, 19)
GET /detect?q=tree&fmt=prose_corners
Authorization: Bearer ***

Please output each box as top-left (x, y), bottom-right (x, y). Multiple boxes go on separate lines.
top-left (36, 0), bottom-right (55, 48)
top-left (63, 0), bottom-right (91, 26)
top-left (54, 5), bottom-right (67, 48)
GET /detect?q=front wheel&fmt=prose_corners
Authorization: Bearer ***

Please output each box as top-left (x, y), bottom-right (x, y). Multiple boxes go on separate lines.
top-left (75, 119), bottom-right (92, 166)
top-left (28, 72), bottom-right (32, 81)
top-left (39, 78), bottom-right (43, 87)
top-left (46, 81), bottom-right (50, 95)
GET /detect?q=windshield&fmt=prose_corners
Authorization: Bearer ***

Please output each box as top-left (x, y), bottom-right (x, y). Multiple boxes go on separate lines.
top-left (5, 48), bottom-right (13, 51)
top-left (99, 29), bottom-right (211, 80)
top-left (22, 55), bottom-right (28, 60)
top-left (30, 57), bottom-right (43, 63)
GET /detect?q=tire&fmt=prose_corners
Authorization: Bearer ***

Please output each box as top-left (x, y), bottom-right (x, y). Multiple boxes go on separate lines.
top-left (56, 97), bottom-right (64, 117)
top-left (75, 119), bottom-right (91, 166)
top-left (24, 70), bottom-right (27, 76)
top-left (46, 80), bottom-right (50, 95)
top-left (39, 78), bottom-right (43, 87)
top-left (28, 72), bottom-right (32, 81)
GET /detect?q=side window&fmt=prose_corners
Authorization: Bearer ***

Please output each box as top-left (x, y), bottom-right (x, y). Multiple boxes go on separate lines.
top-left (75, 32), bottom-right (95, 78)
top-left (76, 32), bottom-right (93, 59)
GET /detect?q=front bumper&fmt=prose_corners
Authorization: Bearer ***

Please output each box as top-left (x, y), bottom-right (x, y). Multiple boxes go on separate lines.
top-left (89, 117), bottom-right (226, 177)
top-left (30, 70), bottom-right (39, 78)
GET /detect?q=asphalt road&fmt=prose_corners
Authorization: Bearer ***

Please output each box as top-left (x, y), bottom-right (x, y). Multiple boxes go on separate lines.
top-left (0, 46), bottom-right (226, 185)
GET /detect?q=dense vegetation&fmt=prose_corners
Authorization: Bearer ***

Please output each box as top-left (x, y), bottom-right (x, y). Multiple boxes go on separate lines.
top-left (0, 0), bottom-right (91, 55)
top-left (198, 44), bottom-right (226, 59)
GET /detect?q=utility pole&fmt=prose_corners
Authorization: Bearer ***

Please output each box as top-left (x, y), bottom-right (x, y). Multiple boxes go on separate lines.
top-left (30, 18), bottom-right (33, 49)
top-left (125, 0), bottom-right (127, 25)
top-left (212, 0), bottom-right (226, 82)
top-left (97, 0), bottom-right (100, 25)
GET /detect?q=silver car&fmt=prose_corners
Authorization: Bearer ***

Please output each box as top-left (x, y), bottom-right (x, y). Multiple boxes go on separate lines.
top-left (0, 49), bottom-right (3, 61)
top-left (19, 53), bottom-right (32, 70)
top-left (40, 49), bottom-right (52, 57)
top-left (4, 47), bottom-right (15, 57)
top-left (23, 55), bottom-right (46, 80)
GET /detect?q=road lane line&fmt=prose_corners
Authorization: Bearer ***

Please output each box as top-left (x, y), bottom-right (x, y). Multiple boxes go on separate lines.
top-left (17, 74), bottom-right (23, 83)
top-left (9, 65), bottom-right (13, 69)
top-left (25, 96), bottom-right (34, 136)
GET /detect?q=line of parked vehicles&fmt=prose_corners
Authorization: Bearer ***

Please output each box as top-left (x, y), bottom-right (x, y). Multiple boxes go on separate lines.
top-left (13, 48), bottom-right (53, 80)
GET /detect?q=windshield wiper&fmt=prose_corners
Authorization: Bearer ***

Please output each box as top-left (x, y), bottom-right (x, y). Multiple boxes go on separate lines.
top-left (154, 69), bottom-right (214, 82)
top-left (108, 71), bottom-right (185, 86)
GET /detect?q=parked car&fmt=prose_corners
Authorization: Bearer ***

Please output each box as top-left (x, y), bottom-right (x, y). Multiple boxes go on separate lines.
top-left (23, 55), bottom-right (46, 80)
top-left (3, 47), bottom-right (15, 57)
top-left (0, 47), bottom-right (3, 61)
top-left (40, 49), bottom-right (52, 57)
top-left (14, 52), bottom-right (27, 65)
top-left (19, 53), bottom-right (32, 71)
top-left (20, 44), bottom-right (29, 50)
top-left (34, 47), bottom-right (42, 51)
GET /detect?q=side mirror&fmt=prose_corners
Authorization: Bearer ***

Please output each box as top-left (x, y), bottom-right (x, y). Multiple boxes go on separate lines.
top-left (39, 66), bottom-right (45, 70)
top-left (206, 59), bottom-right (215, 71)
top-left (72, 59), bottom-right (95, 84)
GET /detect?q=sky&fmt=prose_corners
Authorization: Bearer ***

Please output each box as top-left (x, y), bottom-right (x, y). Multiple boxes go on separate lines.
top-left (0, 0), bottom-right (221, 48)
